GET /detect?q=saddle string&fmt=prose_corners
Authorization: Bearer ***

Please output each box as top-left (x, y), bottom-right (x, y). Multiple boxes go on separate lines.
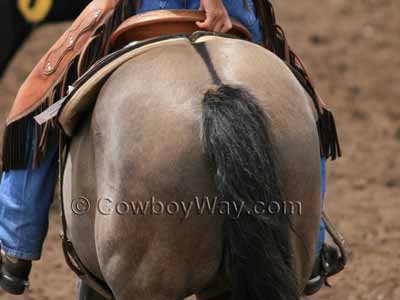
top-left (254, 0), bottom-right (341, 160)
top-left (253, 0), bottom-right (277, 51)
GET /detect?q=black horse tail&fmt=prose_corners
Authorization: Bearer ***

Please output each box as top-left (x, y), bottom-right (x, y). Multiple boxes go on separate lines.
top-left (202, 85), bottom-right (299, 300)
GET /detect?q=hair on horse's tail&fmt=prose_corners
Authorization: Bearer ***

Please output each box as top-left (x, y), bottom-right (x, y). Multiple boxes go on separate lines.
top-left (202, 85), bottom-right (299, 300)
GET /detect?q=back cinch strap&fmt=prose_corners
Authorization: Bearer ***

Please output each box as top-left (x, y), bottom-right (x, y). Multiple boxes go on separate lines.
top-left (58, 134), bottom-right (114, 300)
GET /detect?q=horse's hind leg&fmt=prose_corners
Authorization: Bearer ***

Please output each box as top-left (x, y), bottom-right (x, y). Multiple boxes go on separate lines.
top-left (78, 281), bottom-right (109, 300)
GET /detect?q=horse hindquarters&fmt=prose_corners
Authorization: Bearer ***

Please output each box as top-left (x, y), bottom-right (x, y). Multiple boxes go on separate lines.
top-left (64, 38), bottom-right (321, 300)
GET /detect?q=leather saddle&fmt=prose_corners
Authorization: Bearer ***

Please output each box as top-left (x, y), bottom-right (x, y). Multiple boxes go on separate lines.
top-left (32, 9), bottom-right (252, 136)
top-left (110, 9), bottom-right (252, 49)
top-left (2, 6), bottom-right (252, 171)
top-left (3, 0), bottom-right (340, 173)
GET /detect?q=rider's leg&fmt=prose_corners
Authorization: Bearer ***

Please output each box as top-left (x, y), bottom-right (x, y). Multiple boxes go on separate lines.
top-left (0, 127), bottom-right (58, 294)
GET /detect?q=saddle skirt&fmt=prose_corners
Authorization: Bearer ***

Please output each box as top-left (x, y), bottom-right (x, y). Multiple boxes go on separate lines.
top-left (57, 33), bottom-right (227, 136)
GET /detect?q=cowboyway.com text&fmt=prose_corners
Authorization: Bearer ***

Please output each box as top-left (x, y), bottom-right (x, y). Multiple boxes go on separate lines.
top-left (71, 196), bottom-right (303, 219)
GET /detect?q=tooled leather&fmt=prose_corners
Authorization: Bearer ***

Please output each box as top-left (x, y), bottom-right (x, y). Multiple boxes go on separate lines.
top-left (6, 0), bottom-right (121, 125)
top-left (43, 10), bottom-right (103, 76)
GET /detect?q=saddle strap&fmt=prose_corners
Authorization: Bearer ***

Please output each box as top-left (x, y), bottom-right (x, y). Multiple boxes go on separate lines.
top-left (58, 134), bottom-right (114, 300)
top-left (322, 211), bottom-right (349, 276)
top-left (61, 237), bottom-right (114, 299)
top-left (304, 211), bottom-right (349, 295)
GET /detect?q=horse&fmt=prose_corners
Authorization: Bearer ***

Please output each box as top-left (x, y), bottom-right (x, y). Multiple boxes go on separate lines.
top-left (62, 35), bottom-right (322, 300)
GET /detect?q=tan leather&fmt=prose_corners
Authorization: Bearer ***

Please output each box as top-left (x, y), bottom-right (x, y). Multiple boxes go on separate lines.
top-left (6, 0), bottom-right (123, 125)
top-left (110, 10), bottom-right (252, 50)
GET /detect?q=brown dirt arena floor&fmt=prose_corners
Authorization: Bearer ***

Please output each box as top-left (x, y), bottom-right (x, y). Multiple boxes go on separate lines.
top-left (0, 0), bottom-right (399, 299)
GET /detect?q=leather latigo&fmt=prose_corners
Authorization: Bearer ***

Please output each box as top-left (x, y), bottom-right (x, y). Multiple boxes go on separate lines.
top-left (6, 0), bottom-right (122, 125)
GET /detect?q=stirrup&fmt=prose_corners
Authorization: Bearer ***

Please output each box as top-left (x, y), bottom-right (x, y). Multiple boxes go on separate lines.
top-left (321, 211), bottom-right (349, 277)
top-left (304, 211), bottom-right (349, 296)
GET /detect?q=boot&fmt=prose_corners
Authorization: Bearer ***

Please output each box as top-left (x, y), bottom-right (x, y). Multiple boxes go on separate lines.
top-left (0, 248), bottom-right (32, 295)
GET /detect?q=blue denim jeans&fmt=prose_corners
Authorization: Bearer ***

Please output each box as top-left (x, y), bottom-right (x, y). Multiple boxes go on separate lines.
top-left (0, 133), bottom-right (58, 260)
top-left (137, 0), bottom-right (263, 43)
top-left (318, 158), bottom-right (326, 253)
top-left (0, 0), bottom-right (324, 260)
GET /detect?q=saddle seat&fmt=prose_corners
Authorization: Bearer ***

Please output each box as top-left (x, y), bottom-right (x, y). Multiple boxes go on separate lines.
top-left (110, 9), bottom-right (252, 50)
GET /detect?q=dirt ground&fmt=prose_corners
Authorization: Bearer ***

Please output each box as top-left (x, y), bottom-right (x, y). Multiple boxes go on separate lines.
top-left (0, 0), bottom-right (399, 299)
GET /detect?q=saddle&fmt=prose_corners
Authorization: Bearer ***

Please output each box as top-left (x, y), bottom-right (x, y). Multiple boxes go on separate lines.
top-left (110, 9), bottom-right (252, 49)
top-left (2, 0), bottom-right (341, 172)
